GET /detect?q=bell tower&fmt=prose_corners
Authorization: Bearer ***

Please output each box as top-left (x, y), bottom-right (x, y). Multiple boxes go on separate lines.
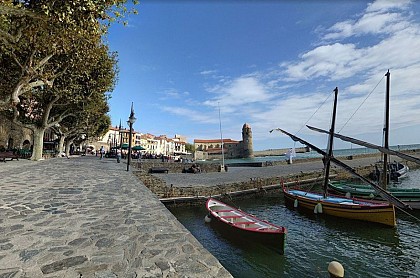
top-left (242, 123), bottom-right (254, 158)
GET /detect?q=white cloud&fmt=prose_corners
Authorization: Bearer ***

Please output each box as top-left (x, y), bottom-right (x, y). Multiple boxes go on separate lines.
top-left (281, 43), bottom-right (362, 81)
top-left (161, 106), bottom-right (217, 124)
top-left (366, 0), bottom-right (411, 13)
top-left (203, 76), bottom-right (273, 112)
top-left (160, 88), bottom-right (190, 99)
top-left (324, 0), bottom-right (411, 40)
top-left (159, 0), bottom-right (420, 149)
top-left (200, 70), bottom-right (217, 75)
top-left (281, 0), bottom-right (420, 83)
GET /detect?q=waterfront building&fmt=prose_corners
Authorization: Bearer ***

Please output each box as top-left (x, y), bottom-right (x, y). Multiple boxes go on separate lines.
top-left (0, 114), bottom-right (187, 158)
top-left (94, 128), bottom-right (187, 157)
top-left (194, 123), bottom-right (254, 160)
top-left (0, 114), bottom-right (58, 155)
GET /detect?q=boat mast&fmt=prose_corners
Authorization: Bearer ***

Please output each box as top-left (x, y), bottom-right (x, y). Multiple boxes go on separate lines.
top-left (382, 70), bottom-right (390, 188)
top-left (218, 102), bottom-right (225, 171)
top-left (323, 87), bottom-right (339, 198)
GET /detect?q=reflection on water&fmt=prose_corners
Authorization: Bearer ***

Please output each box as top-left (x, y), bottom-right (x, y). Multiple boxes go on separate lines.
top-left (169, 172), bottom-right (420, 278)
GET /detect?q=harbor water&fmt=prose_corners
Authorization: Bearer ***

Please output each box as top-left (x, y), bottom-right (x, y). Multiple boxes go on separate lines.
top-left (218, 144), bottom-right (420, 165)
top-left (168, 170), bottom-right (420, 278)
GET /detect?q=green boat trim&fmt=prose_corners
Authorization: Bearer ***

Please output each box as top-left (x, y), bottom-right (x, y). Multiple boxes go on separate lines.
top-left (329, 181), bottom-right (420, 200)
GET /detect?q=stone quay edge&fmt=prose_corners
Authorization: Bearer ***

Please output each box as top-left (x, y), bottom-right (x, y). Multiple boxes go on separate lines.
top-left (0, 156), bottom-right (232, 278)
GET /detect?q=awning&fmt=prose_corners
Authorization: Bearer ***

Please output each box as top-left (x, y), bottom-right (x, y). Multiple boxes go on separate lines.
top-left (121, 143), bottom-right (129, 149)
top-left (132, 145), bottom-right (146, 151)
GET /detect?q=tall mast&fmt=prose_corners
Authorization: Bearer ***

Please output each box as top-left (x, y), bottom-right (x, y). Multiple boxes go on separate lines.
top-left (218, 102), bottom-right (225, 170)
top-left (382, 70), bottom-right (390, 188)
top-left (323, 87), bottom-right (339, 198)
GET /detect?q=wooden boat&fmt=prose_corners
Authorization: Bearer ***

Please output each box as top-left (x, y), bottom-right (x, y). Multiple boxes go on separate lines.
top-left (370, 161), bottom-right (409, 182)
top-left (307, 71), bottom-right (420, 209)
top-left (205, 198), bottom-right (287, 253)
top-left (282, 186), bottom-right (396, 227)
top-left (388, 161), bottom-right (409, 181)
top-left (328, 181), bottom-right (420, 209)
top-left (272, 86), bottom-right (409, 227)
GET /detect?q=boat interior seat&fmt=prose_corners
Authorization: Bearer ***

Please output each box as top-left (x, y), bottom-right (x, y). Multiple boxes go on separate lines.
top-left (233, 221), bottom-right (256, 225)
top-left (219, 215), bottom-right (242, 219)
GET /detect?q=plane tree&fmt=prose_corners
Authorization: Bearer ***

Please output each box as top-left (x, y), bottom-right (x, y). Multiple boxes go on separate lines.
top-left (6, 42), bottom-right (117, 160)
top-left (0, 0), bottom-right (137, 109)
top-left (54, 110), bottom-right (111, 157)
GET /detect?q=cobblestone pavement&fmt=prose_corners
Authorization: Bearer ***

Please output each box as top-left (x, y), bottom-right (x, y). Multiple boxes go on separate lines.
top-left (0, 156), bottom-right (232, 278)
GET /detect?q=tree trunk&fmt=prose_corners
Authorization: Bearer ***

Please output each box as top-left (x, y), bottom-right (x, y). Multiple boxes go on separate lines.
top-left (58, 135), bottom-right (65, 156)
top-left (31, 127), bottom-right (45, 161)
top-left (65, 139), bottom-right (73, 157)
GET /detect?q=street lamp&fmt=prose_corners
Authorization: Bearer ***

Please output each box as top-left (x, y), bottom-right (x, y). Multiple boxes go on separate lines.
top-left (108, 134), bottom-right (112, 153)
top-left (114, 125), bottom-right (117, 154)
top-left (118, 120), bottom-right (123, 152)
top-left (126, 102), bottom-right (136, 171)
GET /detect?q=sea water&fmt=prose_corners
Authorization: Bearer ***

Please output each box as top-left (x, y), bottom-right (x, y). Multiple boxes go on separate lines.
top-left (168, 170), bottom-right (420, 278)
top-left (217, 144), bottom-right (420, 165)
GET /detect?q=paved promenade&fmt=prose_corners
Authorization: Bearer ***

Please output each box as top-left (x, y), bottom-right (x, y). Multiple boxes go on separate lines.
top-left (0, 156), bottom-right (232, 278)
top-left (157, 155), bottom-right (394, 188)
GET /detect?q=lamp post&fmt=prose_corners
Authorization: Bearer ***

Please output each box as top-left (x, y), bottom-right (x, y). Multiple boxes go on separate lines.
top-left (118, 120), bottom-right (123, 149)
top-left (126, 102), bottom-right (136, 171)
top-left (114, 125), bottom-right (117, 154)
top-left (108, 134), bottom-right (112, 154)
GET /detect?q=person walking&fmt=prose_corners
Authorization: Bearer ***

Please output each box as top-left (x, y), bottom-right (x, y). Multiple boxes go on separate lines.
top-left (99, 146), bottom-right (104, 159)
top-left (116, 148), bottom-right (121, 163)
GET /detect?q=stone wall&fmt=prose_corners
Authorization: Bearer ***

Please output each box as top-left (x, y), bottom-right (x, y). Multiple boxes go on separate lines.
top-left (134, 160), bottom-right (221, 173)
top-left (0, 114), bottom-right (33, 150)
top-left (253, 147), bottom-right (308, 157)
top-left (133, 170), bottom-right (324, 200)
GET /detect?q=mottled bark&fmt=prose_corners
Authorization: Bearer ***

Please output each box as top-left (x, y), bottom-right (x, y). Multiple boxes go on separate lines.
top-left (58, 135), bottom-right (65, 155)
top-left (31, 127), bottom-right (45, 161)
top-left (65, 139), bottom-right (73, 157)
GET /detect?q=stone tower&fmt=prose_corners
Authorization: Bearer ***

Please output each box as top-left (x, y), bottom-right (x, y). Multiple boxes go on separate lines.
top-left (241, 123), bottom-right (254, 158)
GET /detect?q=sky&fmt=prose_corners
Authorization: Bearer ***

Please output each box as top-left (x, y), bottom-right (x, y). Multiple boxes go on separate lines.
top-left (106, 0), bottom-right (420, 151)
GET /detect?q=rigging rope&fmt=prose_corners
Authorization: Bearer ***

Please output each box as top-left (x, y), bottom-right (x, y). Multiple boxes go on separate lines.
top-left (338, 74), bottom-right (385, 133)
top-left (396, 206), bottom-right (420, 223)
top-left (295, 90), bottom-right (334, 137)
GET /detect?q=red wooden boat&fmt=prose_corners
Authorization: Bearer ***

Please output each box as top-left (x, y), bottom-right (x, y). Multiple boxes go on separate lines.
top-left (205, 198), bottom-right (287, 254)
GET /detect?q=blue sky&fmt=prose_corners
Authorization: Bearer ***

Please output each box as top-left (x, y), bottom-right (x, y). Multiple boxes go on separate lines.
top-left (106, 0), bottom-right (420, 151)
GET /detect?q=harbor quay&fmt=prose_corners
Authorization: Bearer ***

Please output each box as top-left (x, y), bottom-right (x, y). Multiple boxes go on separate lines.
top-left (0, 156), bottom-right (232, 278)
top-left (137, 152), bottom-right (420, 202)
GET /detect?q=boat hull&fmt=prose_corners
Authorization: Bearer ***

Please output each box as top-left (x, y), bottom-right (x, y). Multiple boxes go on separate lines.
top-left (328, 181), bottom-right (420, 210)
top-left (206, 198), bottom-right (287, 254)
top-left (283, 189), bottom-right (396, 227)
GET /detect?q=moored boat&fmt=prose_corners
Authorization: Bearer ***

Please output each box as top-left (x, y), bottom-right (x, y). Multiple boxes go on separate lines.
top-left (205, 198), bottom-right (287, 254)
top-left (389, 161), bottom-right (409, 181)
top-left (328, 180), bottom-right (420, 210)
top-left (272, 86), bottom-right (408, 227)
top-left (282, 185), bottom-right (396, 227)
top-left (368, 161), bottom-right (409, 182)
top-left (307, 71), bottom-right (419, 209)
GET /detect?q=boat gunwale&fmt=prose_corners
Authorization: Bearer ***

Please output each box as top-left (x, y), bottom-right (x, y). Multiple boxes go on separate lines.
top-left (285, 186), bottom-right (394, 208)
top-left (282, 188), bottom-right (396, 227)
top-left (206, 198), bottom-right (287, 235)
